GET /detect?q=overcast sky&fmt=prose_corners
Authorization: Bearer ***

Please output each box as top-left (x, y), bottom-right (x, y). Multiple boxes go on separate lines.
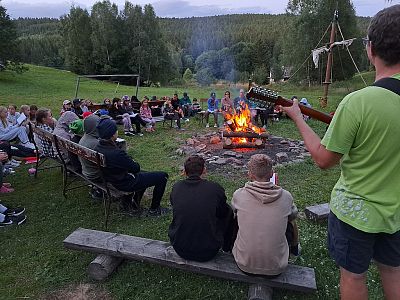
top-left (2, 0), bottom-right (399, 19)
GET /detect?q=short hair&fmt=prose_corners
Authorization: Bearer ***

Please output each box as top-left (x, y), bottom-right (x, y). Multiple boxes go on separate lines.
top-left (248, 154), bottom-right (273, 180)
top-left (368, 5), bottom-right (400, 65)
top-left (184, 155), bottom-right (205, 177)
top-left (30, 105), bottom-right (38, 111)
top-left (20, 105), bottom-right (29, 113)
top-left (36, 108), bottom-right (51, 124)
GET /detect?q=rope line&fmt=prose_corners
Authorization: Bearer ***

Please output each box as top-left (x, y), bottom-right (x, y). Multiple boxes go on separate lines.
top-left (337, 23), bottom-right (367, 87)
top-left (287, 23), bottom-right (332, 81)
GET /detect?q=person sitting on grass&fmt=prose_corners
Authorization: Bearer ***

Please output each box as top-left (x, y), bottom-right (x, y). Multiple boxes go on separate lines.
top-left (95, 118), bottom-right (169, 216)
top-left (6, 104), bottom-right (20, 126)
top-left (168, 155), bottom-right (234, 262)
top-left (140, 98), bottom-right (156, 132)
top-left (0, 106), bottom-right (34, 149)
top-left (231, 154), bottom-right (300, 276)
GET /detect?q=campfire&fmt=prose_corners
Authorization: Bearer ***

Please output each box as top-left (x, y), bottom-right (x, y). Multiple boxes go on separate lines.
top-left (222, 104), bottom-right (268, 149)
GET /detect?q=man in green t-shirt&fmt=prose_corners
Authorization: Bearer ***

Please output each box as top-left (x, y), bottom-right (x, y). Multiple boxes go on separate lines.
top-left (284, 5), bottom-right (400, 300)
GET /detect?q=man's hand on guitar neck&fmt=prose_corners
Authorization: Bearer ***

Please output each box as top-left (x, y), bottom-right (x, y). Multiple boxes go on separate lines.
top-left (281, 99), bottom-right (303, 123)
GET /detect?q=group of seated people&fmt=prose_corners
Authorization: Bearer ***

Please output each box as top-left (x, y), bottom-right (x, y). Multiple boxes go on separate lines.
top-left (2, 96), bottom-right (300, 279)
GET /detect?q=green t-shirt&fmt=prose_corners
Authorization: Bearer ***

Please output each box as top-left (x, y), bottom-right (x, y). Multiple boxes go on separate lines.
top-left (321, 74), bottom-right (400, 234)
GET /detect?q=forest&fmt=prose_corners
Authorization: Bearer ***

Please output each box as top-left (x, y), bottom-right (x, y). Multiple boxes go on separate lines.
top-left (3, 0), bottom-right (371, 86)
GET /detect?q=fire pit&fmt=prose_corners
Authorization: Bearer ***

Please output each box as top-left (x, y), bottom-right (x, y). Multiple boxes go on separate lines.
top-left (222, 103), bottom-right (268, 149)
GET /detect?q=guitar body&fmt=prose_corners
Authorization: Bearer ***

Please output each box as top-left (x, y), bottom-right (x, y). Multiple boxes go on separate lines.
top-left (247, 86), bottom-right (333, 124)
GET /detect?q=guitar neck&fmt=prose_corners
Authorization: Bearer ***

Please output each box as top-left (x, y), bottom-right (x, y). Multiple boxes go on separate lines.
top-left (247, 87), bottom-right (332, 124)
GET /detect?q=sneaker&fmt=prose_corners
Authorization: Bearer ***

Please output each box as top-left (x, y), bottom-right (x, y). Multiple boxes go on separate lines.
top-left (124, 131), bottom-right (135, 136)
top-left (147, 206), bottom-right (171, 217)
top-left (0, 214), bottom-right (26, 227)
top-left (137, 133), bottom-right (144, 137)
top-left (11, 159), bottom-right (21, 165)
top-left (206, 123), bottom-right (210, 128)
top-left (214, 124), bottom-right (218, 128)
top-left (5, 161), bottom-right (20, 168)
top-left (185, 118), bottom-right (190, 122)
top-left (0, 186), bottom-right (14, 193)
top-left (4, 207), bottom-right (25, 217)
top-left (89, 189), bottom-right (104, 201)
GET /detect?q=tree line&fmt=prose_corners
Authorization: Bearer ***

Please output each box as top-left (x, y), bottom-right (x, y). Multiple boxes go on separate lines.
top-left (2, 0), bottom-right (372, 85)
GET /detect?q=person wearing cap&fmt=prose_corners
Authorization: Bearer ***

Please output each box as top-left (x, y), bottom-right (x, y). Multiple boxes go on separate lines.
top-left (71, 99), bottom-right (83, 118)
top-left (95, 118), bottom-right (169, 216)
top-left (169, 155), bottom-right (233, 261)
top-left (205, 92), bottom-right (219, 128)
top-left (60, 100), bottom-right (72, 116)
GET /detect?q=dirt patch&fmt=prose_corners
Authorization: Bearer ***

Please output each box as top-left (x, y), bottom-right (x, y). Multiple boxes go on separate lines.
top-left (40, 283), bottom-right (113, 300)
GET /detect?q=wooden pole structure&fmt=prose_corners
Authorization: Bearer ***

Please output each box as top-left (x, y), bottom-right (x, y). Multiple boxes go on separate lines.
top-left (321, 9), bottom-right (338, 108)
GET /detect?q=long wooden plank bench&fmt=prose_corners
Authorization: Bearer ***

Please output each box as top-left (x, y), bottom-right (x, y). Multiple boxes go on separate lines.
top-left (64, 228), bottom-right (317, 299)
top-left (304, 203), bottom-right (330, 222)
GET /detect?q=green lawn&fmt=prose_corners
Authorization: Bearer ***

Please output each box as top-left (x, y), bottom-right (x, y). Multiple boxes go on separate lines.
top-left (0, 66), bottom-right (383, 300)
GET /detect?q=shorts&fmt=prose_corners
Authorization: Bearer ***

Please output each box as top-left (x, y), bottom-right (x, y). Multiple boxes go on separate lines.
top-left (328, 212), bottom-right (400, 274)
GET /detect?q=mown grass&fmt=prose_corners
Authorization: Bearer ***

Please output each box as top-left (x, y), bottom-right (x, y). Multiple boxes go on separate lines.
top-left (0, 66), bottom-right (384, 300)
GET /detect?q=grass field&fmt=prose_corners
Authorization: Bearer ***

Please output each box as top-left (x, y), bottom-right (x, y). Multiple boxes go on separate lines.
top-left (0, 66), bottom-right (383, 300)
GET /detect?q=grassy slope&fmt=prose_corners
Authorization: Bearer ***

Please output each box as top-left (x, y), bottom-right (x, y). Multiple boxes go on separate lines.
top-left (0, 66), bottom-right (383, 300)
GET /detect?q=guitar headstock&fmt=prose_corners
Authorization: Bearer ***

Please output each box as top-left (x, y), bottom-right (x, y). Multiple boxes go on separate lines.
top-left (247, 86), bottom-right (279, 102)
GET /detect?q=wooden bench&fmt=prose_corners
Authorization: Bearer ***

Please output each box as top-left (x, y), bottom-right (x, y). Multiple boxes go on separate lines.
top-left (55, 136), bottom-right (132, 228)
top-left (304, 203), bottom-right (330, 222)
top-left (64, 228), bottom-right (317, 299)
top-left (29, 123), bottom-right (63, 178)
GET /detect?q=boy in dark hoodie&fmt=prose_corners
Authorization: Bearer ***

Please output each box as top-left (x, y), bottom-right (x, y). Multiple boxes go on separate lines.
top-left (232, 154), bottom-right (299, 276)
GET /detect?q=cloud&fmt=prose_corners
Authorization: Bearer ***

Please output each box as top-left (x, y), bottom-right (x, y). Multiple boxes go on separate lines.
top-left (3, 1), bottom-right (77, 18)
top-left (152, 0), bottom-right (274, 17)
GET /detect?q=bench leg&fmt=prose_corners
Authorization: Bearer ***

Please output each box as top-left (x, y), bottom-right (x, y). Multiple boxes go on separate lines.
top-left (248, 284), bottom-right (273, 300)
top-left (104, 195), bottom-right (112, 230)
top-left (88, 254), bottom-right (123, 281)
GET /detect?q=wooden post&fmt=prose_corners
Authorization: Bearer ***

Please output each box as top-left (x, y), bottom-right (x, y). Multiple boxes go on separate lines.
top-left (87, 254), bottom-right (124, 281)
top-left (248, 284), bottom-right (273, 300)
top-left (322, 9), bottom-right (339, 108)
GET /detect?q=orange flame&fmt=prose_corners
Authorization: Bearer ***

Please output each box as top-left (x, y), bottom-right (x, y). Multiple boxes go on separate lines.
top-left (224, 104), bottom-right (265, 144)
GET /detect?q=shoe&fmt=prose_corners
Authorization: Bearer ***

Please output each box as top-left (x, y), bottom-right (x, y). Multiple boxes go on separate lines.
top-left (214, 124), bottom-right (218, 128)
top-left (4, 207), bottom-right (25, 216)
top-left (124, 131), bottom-right (135, 136)
top-left (0, 214), bottom-right (26, 227)
top-left (185, 118), bottom-right (190, 122)
top-left (0, 186), bottom-right (14, 193)
top-left (137, 133), bottom-right (144, 137)
top-left (11, 159), bottom-right (21, 165)
top-left (147, 206), bottom-right (171, 217)
top-left (129, 127), bottom-right (135, 133)
top-left (206, 123), bottom-right (210, 128)
top-left (262, 125), bottom-right (267, 129)
top-left (89, 189), bottom-right (104, 201)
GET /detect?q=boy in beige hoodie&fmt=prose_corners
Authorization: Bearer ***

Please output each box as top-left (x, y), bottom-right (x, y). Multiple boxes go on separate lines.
top-left (232, 154), bottom-right (299, 276)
